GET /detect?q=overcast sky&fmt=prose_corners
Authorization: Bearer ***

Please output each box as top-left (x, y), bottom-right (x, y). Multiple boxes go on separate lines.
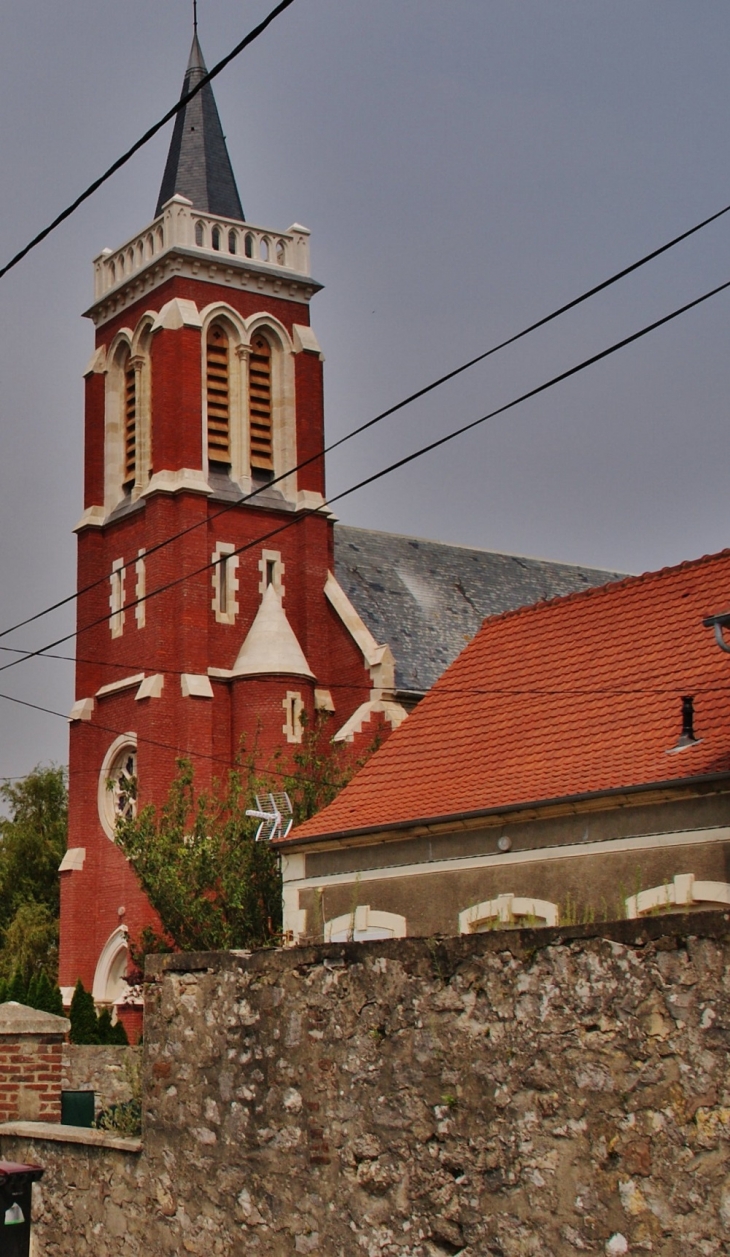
top-left (2, 0), bottom-right (730, 778)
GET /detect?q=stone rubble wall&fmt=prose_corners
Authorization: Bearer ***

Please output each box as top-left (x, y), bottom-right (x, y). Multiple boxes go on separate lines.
top-left (61, 1045), bottom-right (141, 1117)
top-left (4, 912), bottom-right (730, 1255)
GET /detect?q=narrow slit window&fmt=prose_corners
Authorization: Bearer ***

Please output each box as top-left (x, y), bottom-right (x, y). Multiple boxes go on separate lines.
top-left (206, 324), bottom-right (231, 465)
top-left (249, 334), bottom-right (273, 472)
top-left (123, 359), bottom-right (136, 488)
top-left (218, 556), bottom-right (228, 614)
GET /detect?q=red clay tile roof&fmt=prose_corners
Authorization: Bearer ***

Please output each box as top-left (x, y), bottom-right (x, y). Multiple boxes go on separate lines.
top-left (286, 548), bottom-right (730, 843)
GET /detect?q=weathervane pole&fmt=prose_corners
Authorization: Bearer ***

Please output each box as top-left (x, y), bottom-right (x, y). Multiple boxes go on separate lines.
top-left (193, 0), bottom-right (198, 32)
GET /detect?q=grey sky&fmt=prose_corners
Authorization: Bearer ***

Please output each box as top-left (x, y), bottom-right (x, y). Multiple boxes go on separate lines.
top-left (1, 0), bottom-right (730, 778)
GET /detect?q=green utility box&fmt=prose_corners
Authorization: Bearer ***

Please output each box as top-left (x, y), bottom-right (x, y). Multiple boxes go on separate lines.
top-left (0, 1160), bottom-right (43, 1256)
top-left (60, 1089), bottom-right (95, 1128)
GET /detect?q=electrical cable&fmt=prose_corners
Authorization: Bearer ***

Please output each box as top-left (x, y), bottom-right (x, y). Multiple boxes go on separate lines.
top-left (4, 196), bottom-right (730, 644)
top-left (3, 266), bottom-right (730, 678)
top-left (0, 0), bottom-right (297, 284)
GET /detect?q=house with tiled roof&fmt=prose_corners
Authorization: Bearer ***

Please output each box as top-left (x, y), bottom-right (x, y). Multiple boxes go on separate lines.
top-left (278, 547), bottom-right (730, 942)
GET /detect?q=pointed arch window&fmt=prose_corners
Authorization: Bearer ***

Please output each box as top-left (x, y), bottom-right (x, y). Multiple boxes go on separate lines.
top-left (206, 323), bottom-right (231, 466)
top-left (249, 333), bottom-right (273, 472)
top-left (123, 356), bottom-right (137, 490)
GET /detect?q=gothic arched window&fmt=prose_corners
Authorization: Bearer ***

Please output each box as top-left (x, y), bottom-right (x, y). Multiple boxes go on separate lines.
top-left (249, 333), bottom-right (273, 473)
top-left (123, 354), bottom-right (137, 490)
top-left (206, 323), bottom-right (231, 466)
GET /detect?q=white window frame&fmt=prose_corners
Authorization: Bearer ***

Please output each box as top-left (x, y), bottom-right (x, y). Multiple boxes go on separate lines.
top-left (324, 905), bottom-right (407, 943)
top-left (135, 549), bottom-right (146, 628)
top-left (626, 873), bottom-right (730, 919)
top-left (109, 558), bottom-right (126, 638)
top-left (283, 691), bottom-right (304, 744)
top-left (211, 542), bottom-right (240, 624)
top-left (258, 549), bottom-right (285, 598)
top-left (98, 733), bottom-right (138, 841)
top-left (459, 893), bottom-right (559, 933)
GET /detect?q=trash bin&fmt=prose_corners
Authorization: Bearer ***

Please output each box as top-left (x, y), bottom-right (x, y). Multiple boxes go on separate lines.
top-left (0, 1161), bottom-right (43, 1257)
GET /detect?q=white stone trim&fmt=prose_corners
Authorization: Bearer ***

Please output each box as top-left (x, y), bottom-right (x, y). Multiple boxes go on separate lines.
top-left (333, 699), bottom-right (408, 744)
top-left (136, 674), bottom-right (164, 700)
top-left (314, 689), bottom-right (335, 712)
top-left (60, 987), bottom-right (76, 1009)
top-left (459, 894), bottom-right (559, 933)
top-left (83, 345), bottom-right (107, 377)
top-left (69, 697), bottom-right (94, 722)
top-left (283, 825), bottom-right (730, 894)
top-left (626, 873), bottom-right (730, 919)
top-left (98, 733), bottom-right (137, 841)
top-left (73, 505), bottom-right (106, 532)
top-left (142, 468), bottom-right (212, 497)
top-left (211, 542), bottom-right (240, 624)
top-left (181, 674), bottom-right (214, 699)
top-left (295, 490), bottom-right (333, 515)
top-left (96, 673), bottom-right (145, 698)
top-left (291, 324), bottom-right (322, 356)
top-left (135, 550), bottom-right (146, 628)
top-left (109, 559), bottom-right (125, 639)
top-left (58, 847), bottom-right (86, 873)
top-left (151, 297), bottom-right (202, 331)
top-left (283, 691), bottom-right (304, 744)
top-left (258, 550), bottom-right (284, 598)
top-left (92, 926), bottom-right (129, 1005)
top-left (324, 572), bottom-right (395, 694)
top-left (324, 905), bottom-right (407, 943)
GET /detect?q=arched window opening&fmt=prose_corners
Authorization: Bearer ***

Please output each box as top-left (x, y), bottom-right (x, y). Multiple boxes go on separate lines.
top-left (244, 233), bottom-right (254, 258)
top-left (195, 221), bottom-right (205, 247)
top-left (324, 906), bottom-right (407, 943)
top-left (146, 233), bottom-right (154, 259)
top-left (458, 894), bottom-right (559, 933)
top-left (276, 239), bottom-right (286, 266)
top-left (228, 230), bottom-right (237, 255)
top-left (249, 334), bottom-right (273, 472)
top-left (260, 237), bottom-right (270, 262)
top-left (211, 226), bottom-right (221, 251)
top-left (123, 357), bottom-right (137, 489)
top-left (206, 323), bottom-right (231, 466)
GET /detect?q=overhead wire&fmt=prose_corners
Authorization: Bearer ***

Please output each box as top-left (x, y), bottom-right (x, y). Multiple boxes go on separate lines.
top-left (4, 199), bottom-right (730, 643)
top-left (3, 266), bottom-right (730, 680)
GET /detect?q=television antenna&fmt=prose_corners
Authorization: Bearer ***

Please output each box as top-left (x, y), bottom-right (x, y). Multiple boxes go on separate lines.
top-left (246, 792), bottom-right (293, 842)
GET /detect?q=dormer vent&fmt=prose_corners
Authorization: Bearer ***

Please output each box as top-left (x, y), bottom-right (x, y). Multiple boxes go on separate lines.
top-left (667, 694), bottom-right (701, 753)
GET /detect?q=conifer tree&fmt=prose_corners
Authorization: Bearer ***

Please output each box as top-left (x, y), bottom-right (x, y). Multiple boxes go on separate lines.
top-left (109, 1017), bottom-right (129, 1045)
top-left (7, 969), bottom-right (26, 1004)
top-left (25, 973), bottom-right (38, 1009)
top-left (0, 978), bottom-right (7, 1004)
top-left (45, 977), bottom-right (64, 1018)
top-left (69, 980), bottom-right (99, 1044)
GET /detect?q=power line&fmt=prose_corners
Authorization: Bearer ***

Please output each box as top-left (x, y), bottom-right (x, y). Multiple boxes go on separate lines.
top-left (3, 266), bottom-right (730, 678)
top-left (4, 198), bottom-right (730, 646)
top-left (0, 0), bottom-right (296, 284)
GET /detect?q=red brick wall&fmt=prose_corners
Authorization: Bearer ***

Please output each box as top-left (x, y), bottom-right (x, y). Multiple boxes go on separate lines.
top-left (0, 1036), bottom-right (64, 1123)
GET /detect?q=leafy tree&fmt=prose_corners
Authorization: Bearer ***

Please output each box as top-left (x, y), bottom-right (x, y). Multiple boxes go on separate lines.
top-left (115, 758), bottom-right (282, 953)
top-left (1, 903), bottom-right (59, 983)
top-left (279, 711), bottom-right (363, 824)
top-left (0, 766), bottom-right (66, 982)
top-left (69, 980), bottom-right (99, 1044)
top-left (0, 767), bottom-right (67, 930)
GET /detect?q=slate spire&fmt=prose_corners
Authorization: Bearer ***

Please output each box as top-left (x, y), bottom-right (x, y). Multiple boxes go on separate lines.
top-left (155, 27), bottom-right (245, 221)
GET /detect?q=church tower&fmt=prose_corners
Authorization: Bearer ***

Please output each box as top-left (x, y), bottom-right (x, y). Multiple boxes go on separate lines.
top-left (59, 28), bottom-right (404, 1035)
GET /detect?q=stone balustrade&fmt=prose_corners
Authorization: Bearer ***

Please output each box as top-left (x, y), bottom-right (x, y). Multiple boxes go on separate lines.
top-left (93, 195), bottom-right (311, 300)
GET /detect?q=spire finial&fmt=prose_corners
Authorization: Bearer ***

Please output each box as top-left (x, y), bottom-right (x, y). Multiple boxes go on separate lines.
top-left (193, 0), bottom-right (198, 32)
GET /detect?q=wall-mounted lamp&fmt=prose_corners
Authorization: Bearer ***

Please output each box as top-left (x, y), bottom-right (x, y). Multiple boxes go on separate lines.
top-left (703, 610), bottom-right (730, 654)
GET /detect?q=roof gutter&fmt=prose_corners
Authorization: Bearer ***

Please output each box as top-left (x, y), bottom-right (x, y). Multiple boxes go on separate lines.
top-left (277, 769), bottom-right (730, 850)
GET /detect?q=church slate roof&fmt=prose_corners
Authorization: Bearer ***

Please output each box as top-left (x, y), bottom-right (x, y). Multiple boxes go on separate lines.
top-left (333, 524), bottom-right (625, 694)
top-left (155, 31), bottom-right (245, 221)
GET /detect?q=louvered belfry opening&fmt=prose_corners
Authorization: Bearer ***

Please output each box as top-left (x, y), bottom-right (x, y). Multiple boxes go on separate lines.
top-left (249, 334), bottom-right (274, 472)
top-left (123, 358), bottom-right (136, 489)
top-left (206, 323), bottom-right (231, 465)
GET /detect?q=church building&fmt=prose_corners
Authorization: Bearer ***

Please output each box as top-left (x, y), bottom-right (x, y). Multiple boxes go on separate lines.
top-left (59, 28), bottom-right (619, 1033)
